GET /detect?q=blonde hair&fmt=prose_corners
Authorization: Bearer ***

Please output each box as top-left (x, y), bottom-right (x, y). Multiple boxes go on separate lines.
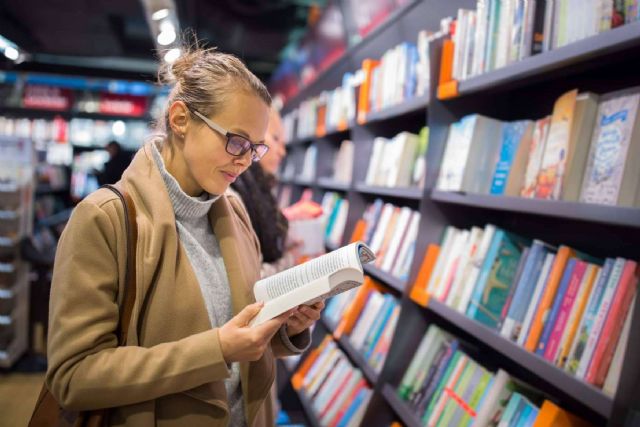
top-left (157, 41), bottom-right (271, 138)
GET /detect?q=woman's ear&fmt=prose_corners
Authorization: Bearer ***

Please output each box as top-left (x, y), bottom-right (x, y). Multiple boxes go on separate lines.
top-left (168, 101), bottom-right (190, 138)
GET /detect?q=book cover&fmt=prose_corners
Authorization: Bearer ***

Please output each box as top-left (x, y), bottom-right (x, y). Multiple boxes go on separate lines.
top-left (457, 224), bottom-right (497, 313)
top-left (398, 326), bottom-right (437, 400)
top-left (467, 230), bottom-right (529, 329)
top-left (424, 353), bottom-right (469, 426)
top-left (565, 258), bottom-right (614, 375)
top-left (587, 260), bottom-right (638, 386)
top-left (498, 246), bottom-right (531, 331)
top-left (602, 294), bottom-right (635, 397)
top-left (535, 89), bottom-right (579, 200)
top-left (390, 211), bottom-right (421, 279)
top-left (580, 88), bottom-right (640, 206)
top-left (555, 264), bottom-right (600, 368)
top-left (409, 244), bottom-right (441, 307)
top-left (517, 253), bottom-right (556, 346)
top-left (521, 116), bottom-right (551, 198)
top-left (524, 245), bottom-right (575, 352)
top-left (437, 115), bottom-right (478, 191)
top-left (575, 258), bottom-right (625, 378)
top-left (367, 304), bottom-right (400, 372)
top-left (501, 240), bottom-right (553, 341)
top-left (461, 116), bottom-right (505, 194)
top-left (414, 340), bottom-right (460, 416)
top-left (446, 227), bottom-right (485, 309)
top-left (542, 259), bottom-right (589, 361)
top-left (491, 120), bottom-right (534, 195)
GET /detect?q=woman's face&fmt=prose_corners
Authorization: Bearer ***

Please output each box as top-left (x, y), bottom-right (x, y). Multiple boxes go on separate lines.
top-left (172, 93), bottom-right (270, 196)
top-left (260, 109), bottom-right (287, 176)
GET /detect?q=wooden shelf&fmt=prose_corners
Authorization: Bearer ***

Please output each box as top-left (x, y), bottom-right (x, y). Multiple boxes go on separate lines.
top-left (364, 94), bottom-right (429, 124)
top-left (431, 191), bottom-right (640, 229)
top-left (363, 264), bottom-right (406, 294)
top-left (381, 384), bottom-right (423, 427)
top-left (456, 21), bottom-right (640, 97)
top-left (317, 177), bottom-right (350, 191)
top-left (424, 298), bottom-right (613, 418)
top-left (355, 183), bottom-right (424, 200)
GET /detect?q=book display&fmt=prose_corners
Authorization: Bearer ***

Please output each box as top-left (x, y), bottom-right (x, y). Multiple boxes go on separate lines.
top-left (274, 1), bottom-right (640, 426)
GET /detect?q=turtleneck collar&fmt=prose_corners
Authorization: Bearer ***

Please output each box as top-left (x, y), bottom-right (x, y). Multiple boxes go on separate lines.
top-left (149, 138), bottom-right (221, 219)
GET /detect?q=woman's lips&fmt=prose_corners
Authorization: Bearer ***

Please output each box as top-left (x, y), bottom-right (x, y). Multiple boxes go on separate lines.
top-left (221, 171), bottom-right (238, 183)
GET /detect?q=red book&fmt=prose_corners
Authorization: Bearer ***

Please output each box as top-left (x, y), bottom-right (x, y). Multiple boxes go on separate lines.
top-left (586, 260), bottom-right (638, 386)
top-left (543, 260), bottom-right (588, 362)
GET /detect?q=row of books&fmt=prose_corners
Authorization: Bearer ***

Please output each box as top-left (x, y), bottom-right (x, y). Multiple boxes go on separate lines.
top-left (437, 86), bottom-right (640, 207)
top-left (411, 223), bottom-right (637, 394)
top-left (365, 128), bottom-right (429, 189)
top-left (325, 279), bottom-right (400, 374)
top-left (353, 199), bottom-right (421, 280)
top-left (0, 115), bottom-right (149, 149)
top-left (451, 0), bottom-right (640, 82)
top-left (321, 192), bottom-right (350, 248)
top-left (399, 324), bottom-right (591, 427)
top-left (292, 335), bottom-right (374, 427)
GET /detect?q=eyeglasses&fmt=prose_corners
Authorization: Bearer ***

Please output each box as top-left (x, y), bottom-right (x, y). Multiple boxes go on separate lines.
top-left (190, 109), bottom-right (269, 162)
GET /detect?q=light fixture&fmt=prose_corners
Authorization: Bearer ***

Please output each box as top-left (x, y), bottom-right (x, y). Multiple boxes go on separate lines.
top-left (4, 46), bottom-right (19, 61)
top-left (157, 29), bottom-right (176, 46)
top-left (164, 48), bottom-right (181, 63)
top-left (112, 121), bottom-right (126, 137)
top-left (151, 8), bottom-right (170, 21)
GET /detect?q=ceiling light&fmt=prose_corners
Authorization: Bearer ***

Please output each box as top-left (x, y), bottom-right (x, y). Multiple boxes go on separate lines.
top-left (151, 8), bottom-right (170, 20)
top-left (112, 121), bottom-right (126, 137)
top-left (164, 48), bottom-right (181, 63)
top-left (157, 30), bottom-right (176, 46)
top-left (4, 46), bottom-right (19, 61)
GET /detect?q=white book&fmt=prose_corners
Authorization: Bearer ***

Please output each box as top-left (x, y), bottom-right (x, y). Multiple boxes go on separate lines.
top-left (446, 227), bottom-right (484, 308)
top-left (472, 369), bottom-right (513, 427)
top-left (313, 355), bottom-right (350, 413)
top-left (391, 211), bottom-right (421, 277)
top-left (345, 388), bottom-right (373, 427)
top-left (435, 229), bottom-right (470, 301)
top-left (381, 207), bottom-right (413, 272)
top-left (250, 242), bottom-right (375, 326)
top-left (495, 0), bottom-right (514, 69)
top-left (369, 203), bottom-right (394, 255)
top-left (387, 132), bottom-right (420, 187)
top-left (350, 291), bottom-right (386, 350)
top-left (603, 294), bottom-right (635, 397)
top-left (303, 342), bottom-right (338, 390)
top-left (517, 253), bottom-right (556, 346)
top-left (463, 11), bottom-right (478, 80)
top-left (307, 348), bottom-right (341, 397)
top-left (426, 227), bottom-right (460, 296)
top-left (460, 115), bottom-right (504, 194)
top-left (472, 0), bottom-right (490, 76)
top-left (365, 137), bottom-right (387, 185)
top-left (576, 258), bottom-right (626, 379)
top-left (456, 224), bottom-right (497, 313)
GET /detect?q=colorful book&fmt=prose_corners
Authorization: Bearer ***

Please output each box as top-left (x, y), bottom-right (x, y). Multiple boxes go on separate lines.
top-left (491, 120), bottom-right (534, 195)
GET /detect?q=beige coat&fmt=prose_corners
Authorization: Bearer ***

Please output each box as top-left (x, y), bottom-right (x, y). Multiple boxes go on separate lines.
top-left (46, 143), bottom-right (300, 426)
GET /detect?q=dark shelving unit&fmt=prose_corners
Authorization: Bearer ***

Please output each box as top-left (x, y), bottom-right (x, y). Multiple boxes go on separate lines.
top-left (431, 190), bottom-right (640, 229)
top-left (355, 183), bottom-right (424, 200)
top-left (363, 94), bottom-right (429, 124)
top-left (456, 21), bottom-right (640, 97)
top-left (277, 2), bottom-right (640, 426)
top-left (381, 384), bottom-right (423, 427)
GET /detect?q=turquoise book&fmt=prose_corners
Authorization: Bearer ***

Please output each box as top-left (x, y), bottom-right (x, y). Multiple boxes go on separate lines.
top-left (467, 229), bottom-right (529, 329)
top-left (490, 120), bottom-right (533, 195)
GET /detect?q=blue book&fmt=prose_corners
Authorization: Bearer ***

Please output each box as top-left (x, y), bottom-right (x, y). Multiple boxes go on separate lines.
top-left (404, 44), bottom-right (418, 100)
top-left (467, 230), bottom-right (529, 328)
top-left (536, 258), bottom-right (577, 356)
top-left (523, 405), bottom-right (539, 427)
top-left (362, 296), bottom-right (396, 358)
top-left (502, 240), bottom-right (553, 340)
top-left (500, 392), bottom-right (523, 425)
top-left (325, 197), bottom-right (343, 240)
top-left (490, 121), bottom-right (532, 195)
top-left (336, 387), bottom-right (370, 427)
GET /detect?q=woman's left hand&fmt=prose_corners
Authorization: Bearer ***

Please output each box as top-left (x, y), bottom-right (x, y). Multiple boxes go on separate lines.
top-left (286, 301), bottom-right (324, 337)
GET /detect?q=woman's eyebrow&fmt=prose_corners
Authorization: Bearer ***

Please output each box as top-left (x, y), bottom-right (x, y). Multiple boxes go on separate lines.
top-left (231, 128), bottom-right (264, 143)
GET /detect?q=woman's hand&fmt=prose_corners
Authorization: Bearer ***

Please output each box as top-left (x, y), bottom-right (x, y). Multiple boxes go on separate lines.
top-left (286, 301), bottom-right (324, 337)
top-left (218, 302), bottom-right (292, 363)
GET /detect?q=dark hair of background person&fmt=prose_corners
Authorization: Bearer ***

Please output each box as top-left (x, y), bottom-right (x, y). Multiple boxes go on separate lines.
top-left (96, 141), bottom-right (134, 185)
top-left (231, 163), bottom-right (288, 263)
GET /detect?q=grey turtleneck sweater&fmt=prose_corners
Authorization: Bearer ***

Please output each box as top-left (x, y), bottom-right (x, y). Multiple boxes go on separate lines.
top-left (150, 143), bottom-right (245, 426)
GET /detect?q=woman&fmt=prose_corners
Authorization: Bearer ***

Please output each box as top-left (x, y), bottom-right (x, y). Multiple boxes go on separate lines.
top-left (45, 46), bottom-right (320, 427)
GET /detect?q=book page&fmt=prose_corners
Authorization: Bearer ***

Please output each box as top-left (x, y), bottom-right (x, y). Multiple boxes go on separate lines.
top-left (254, 241), bottom-right (373, 302)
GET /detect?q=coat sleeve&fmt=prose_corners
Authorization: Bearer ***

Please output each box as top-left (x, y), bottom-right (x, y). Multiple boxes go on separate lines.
top-left (46, 199), bottom-right (231, 411)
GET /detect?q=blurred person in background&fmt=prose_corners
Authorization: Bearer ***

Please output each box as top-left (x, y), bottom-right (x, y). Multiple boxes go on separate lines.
top-left (95, 141), bottom-right (133, 185)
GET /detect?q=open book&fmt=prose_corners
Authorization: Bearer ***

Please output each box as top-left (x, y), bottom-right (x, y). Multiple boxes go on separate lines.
top-left (250, 241), bottom-right (375, 327)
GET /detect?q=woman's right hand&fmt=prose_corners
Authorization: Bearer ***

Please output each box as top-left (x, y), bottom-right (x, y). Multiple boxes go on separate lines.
top-left (218, 302), bottom-right (291, 363)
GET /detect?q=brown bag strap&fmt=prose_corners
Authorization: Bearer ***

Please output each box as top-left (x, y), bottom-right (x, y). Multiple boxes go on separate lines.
top-left (102, 183), bottom-right (137, 345)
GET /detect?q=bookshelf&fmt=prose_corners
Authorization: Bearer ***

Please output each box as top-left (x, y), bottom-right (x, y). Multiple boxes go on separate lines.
top-left (277, 1), bottom-right (640, 426)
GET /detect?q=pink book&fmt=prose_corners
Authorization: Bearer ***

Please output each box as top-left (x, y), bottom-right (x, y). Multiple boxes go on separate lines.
top-left (587, 260), bottom-right (638, 386)
top-left (543, 260), bottom-right (588, 362)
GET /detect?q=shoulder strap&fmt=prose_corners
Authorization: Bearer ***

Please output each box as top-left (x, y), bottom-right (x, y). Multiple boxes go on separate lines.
top-left (101, 183), bottom-right (138, 346)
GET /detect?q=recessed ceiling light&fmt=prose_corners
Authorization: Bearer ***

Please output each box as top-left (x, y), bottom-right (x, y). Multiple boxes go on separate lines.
top-left (164, 48), bottom-right (181, 63)
top-left (4, 46), bottom-right (19, 61)
top-left (151, 8), bottom-right (170, 21)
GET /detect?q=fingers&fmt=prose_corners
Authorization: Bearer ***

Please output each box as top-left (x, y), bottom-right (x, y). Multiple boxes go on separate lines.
top-left (233, 301), bottom-right (264, 326)
top-left (253, 309), bottom-right (293, 337)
